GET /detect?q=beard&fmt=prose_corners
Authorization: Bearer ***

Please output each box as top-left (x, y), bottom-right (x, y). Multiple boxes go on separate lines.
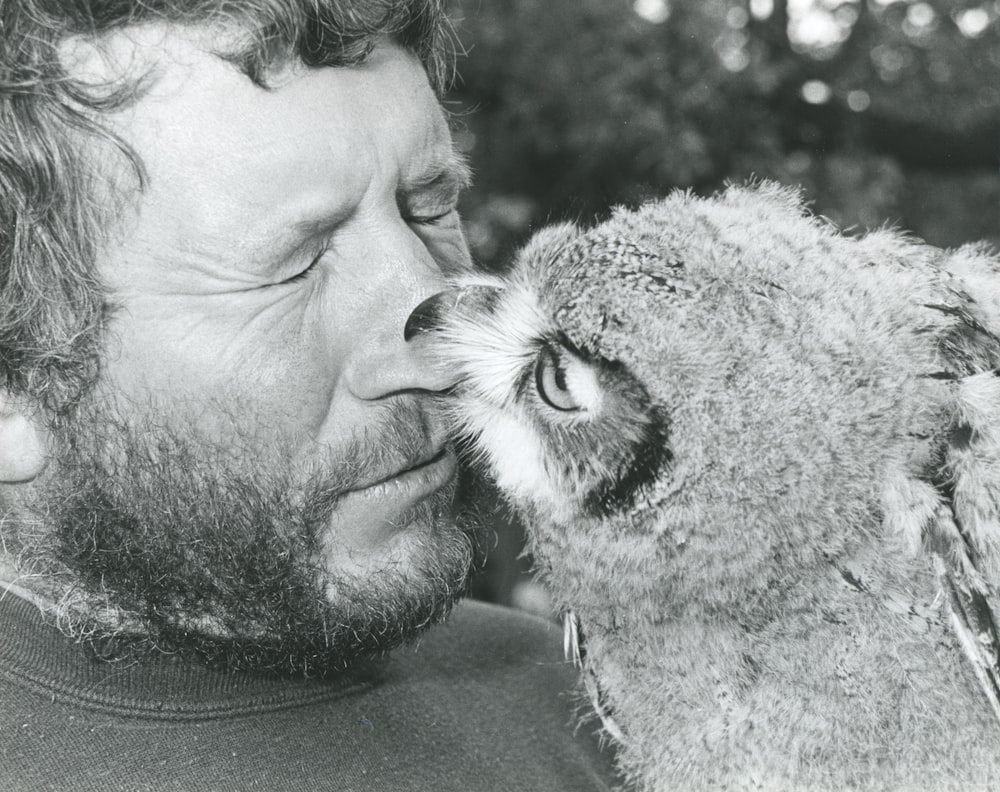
top-left (3, 391), bottom-right (488, 678)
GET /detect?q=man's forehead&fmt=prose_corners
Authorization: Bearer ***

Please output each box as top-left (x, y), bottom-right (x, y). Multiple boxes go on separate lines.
top-left (65, 27), bottom-right (452, 195)
top-left (58, 25), bottom-right (444, 135)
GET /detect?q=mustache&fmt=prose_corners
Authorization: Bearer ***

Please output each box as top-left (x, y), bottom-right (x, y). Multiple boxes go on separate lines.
top-left (300, 395), bottom-right (451, 519)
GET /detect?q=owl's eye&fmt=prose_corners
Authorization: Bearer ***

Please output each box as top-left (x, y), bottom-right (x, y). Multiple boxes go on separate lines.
top-left (535, 344), bottom-right (585, 412)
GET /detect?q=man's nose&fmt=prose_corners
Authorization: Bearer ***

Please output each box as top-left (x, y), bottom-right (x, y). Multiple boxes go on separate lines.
top-left (340, 236), bottom-right (462, 400)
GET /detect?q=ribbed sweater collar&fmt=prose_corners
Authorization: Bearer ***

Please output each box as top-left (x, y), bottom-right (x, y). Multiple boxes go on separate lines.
top-left (0, 592), bottom-right (377, 720)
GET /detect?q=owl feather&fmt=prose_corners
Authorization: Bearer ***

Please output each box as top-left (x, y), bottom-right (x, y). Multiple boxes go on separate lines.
top-left (409, 182), bottom-right (1000, 791)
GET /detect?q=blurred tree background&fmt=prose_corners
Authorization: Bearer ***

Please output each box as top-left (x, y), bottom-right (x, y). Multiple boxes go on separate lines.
top-left (450, 0), bottom-right (1000, 610)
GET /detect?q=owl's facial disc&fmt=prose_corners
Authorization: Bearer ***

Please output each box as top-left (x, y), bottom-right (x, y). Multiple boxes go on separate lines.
top-left (405, 277), bottom-right (671, 523)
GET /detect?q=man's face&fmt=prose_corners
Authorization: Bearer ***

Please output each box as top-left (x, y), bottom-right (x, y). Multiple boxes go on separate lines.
top-left (8, 30), bottom-right (482, 673)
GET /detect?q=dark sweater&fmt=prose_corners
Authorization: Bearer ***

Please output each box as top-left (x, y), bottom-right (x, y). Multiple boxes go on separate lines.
top-left (0, 594), bottom-right (617, 791)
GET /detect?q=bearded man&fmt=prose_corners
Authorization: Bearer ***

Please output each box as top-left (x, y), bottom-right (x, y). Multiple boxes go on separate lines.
top-left (0, 3), bottom-right (614, 789)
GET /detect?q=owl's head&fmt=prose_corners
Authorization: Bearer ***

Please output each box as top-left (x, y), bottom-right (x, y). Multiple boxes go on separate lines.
top-left (407, 222), bottom-right (674, 527)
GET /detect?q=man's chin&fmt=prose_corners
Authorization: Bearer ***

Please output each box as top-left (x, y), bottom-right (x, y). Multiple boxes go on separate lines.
top-left (98, 495), bottom-right (480, 678)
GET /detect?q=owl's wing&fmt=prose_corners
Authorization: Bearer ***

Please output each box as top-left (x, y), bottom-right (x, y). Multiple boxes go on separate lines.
top-left (930, 504), bottom-right (1000, 723)
top-left (923, 263), bottom-right (1000, 723)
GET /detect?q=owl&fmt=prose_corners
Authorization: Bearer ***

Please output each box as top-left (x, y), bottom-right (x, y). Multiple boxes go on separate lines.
top-left (406, 182), bottom-right (1000, 791)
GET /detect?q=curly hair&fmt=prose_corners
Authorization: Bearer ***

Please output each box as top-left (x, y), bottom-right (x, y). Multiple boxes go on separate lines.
top-left (0, 0), bottom-right (457, 415)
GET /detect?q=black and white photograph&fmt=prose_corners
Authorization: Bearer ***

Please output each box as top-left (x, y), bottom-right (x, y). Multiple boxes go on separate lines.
top-left (1, 1), bottom-right (998, 790)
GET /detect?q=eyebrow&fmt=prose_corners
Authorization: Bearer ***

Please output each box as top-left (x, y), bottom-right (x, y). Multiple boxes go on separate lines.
top-left (400, 149), bottom-right (473, 199)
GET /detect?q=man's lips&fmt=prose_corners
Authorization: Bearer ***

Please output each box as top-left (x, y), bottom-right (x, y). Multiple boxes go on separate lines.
top-left (342, 446), bottom-right (458, 508)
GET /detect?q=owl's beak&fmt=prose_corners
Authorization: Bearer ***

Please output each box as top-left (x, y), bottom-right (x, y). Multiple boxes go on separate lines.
top-left (404, 284), bottom-right (504, 341)
top-left (404, 291), bottom-right (452, 341)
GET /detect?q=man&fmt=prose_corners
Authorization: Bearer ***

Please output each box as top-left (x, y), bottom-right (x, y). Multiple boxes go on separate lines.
top-left (0, 2), bottom-right (615, 789)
